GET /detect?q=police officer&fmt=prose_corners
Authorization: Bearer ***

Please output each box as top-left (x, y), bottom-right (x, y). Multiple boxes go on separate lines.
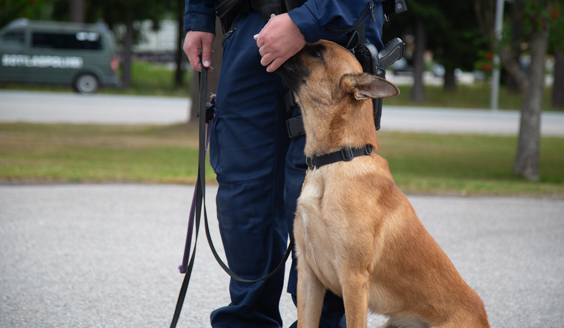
top-left (183, 0), bottom-right (386, 327)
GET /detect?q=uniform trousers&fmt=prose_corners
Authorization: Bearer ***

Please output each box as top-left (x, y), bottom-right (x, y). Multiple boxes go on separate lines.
top-left (209, 10), bottom-right (346, 328)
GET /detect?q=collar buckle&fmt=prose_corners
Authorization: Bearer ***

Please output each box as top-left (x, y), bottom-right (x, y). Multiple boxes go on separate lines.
top-left (340, 147), bottom-right (354, 161)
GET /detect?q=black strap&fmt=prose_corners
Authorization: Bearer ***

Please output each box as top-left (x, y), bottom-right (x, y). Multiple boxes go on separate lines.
top-left (170, 59), bottom-right (294, 328)
top-left (169, 59), bottom-right (209, 328)
top-left (205, 215), bottom-right (294, 283)
top-left (306, 145), bottom-right (373, 170)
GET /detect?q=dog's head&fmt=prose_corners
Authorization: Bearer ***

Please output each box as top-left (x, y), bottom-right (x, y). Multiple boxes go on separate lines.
top-left (278, 40), bottom-right (399, 104)
top-left (277, 40), bottom-right (399, 154)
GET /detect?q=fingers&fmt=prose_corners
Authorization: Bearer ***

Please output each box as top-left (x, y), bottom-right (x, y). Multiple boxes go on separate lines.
top-left (256, 31), bottom-right (276, 69)
top-left (266, 57), bottom-right (286, 73)
top-left (259, 52), bottom-right (273, 67)
top-left (183, 35), bottom-right (200, 71)
top-left (257, 39), bottom-right (284, 72)
top-left (184, 31), bottom-right (215, 72)
top-left (186, 47), bottom-right (202, 71)
top-left (254, 14), bottom-right (305, 73)
top-left (201, 42), bottom-right (213, 70)
top-left (260, 51), bottom-right (287, 72)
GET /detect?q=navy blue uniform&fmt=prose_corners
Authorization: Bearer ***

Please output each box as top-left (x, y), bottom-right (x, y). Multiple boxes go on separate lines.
top-left (184, 1), bottom-right (385, 327)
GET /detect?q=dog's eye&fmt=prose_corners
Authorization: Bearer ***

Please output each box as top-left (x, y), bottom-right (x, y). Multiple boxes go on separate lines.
top-left (309, 45), bottom-right (325, 60)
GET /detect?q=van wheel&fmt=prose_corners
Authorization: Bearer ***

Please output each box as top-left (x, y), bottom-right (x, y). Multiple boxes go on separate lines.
top-left (74, 73), bottom-right (99, 94)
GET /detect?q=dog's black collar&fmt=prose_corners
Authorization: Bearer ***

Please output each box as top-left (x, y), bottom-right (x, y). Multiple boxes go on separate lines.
top-left (306, 145), bottom-right (372, 170)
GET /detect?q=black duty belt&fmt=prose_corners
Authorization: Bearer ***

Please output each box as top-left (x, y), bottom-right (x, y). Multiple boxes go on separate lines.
top-left (306, 145), bottom-right (372, 170)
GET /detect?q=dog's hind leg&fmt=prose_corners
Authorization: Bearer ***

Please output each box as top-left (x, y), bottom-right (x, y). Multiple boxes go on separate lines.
top-left (341, 270), bottom-right (371, 328)
top-left (296, 262), bottom-right (325, 328)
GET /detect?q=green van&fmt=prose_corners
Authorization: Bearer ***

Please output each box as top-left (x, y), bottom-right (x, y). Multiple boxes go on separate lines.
top-left (0, 19), bottom-right (120, 94)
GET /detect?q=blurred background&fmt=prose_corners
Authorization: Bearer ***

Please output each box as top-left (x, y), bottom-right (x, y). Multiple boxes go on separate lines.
top-left (1, 2), bottom-right (563, 328)
top-left (2, 1), bottom-right (563, 106)
top-left (0, 0), bottom-right (563, 194)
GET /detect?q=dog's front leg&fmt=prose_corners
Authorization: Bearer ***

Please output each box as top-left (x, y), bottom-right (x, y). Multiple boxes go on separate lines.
top-left (296, 261), bottom-right (325, 328)
top-left (341, 270), bottom-right (370, 328)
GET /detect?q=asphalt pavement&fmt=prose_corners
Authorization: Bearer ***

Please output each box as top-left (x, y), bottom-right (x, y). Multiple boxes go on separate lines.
top-left (1, 91), bottom-right (564, 327)
top-left (1, 185), bottom-right (563, 328)
top-left (1, 90), bottom-right (564, 136)
top-left (0, 90), bottom-right (191, 125)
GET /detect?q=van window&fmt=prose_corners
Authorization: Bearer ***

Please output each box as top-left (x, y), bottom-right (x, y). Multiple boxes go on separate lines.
top-left (32, 32), bottom-right (102, 50)
top-left (1, 30), bottom-right (25, 44)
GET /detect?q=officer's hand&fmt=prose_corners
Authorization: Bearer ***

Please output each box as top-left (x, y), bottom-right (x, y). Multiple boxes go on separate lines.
top-left (254, 13), bottom-right (306, 73)
top-left (184, 31), bottom-right (215, 72)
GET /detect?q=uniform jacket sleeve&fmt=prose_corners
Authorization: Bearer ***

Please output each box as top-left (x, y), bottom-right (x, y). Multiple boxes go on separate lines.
top-left (184, 0), bottom-right (384, 46)
top-left (288, 0), bottom-right (383, 45)
top-left (184, 0), bottom-right (216, 33)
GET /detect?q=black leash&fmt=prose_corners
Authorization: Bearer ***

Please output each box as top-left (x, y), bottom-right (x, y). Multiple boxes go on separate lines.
top-left (169, 61), bottom-right (209, 328)
top-left (169, 61), bottom-right (294, 328)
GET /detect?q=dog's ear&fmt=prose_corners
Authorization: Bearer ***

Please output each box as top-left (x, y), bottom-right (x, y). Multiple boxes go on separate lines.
top-left (341, 73), bottom-right (400, 100)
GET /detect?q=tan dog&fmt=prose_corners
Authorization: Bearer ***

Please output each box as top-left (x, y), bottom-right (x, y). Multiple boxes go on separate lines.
top-left (277, 40), bottom-right (489, 328)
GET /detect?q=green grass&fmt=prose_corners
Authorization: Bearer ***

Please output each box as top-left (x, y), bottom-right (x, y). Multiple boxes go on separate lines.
top-left (0, 123), bottom-right (214, 184)
top-left (377, 131), bottom-right (564, 196)
top-left (1, 123), bottom-right (563, 197)
top-left (1, 61), bottom-right (562, 195)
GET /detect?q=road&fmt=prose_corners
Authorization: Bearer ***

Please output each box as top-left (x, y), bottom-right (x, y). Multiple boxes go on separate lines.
top-left (1, 90), bottom-right (564, 136)
top-left (1, 185), bottom-right (563, 328)
top-left (1, 91), bottom-right (563, 327)
top-left (0, 90), bottom-right (191, 125)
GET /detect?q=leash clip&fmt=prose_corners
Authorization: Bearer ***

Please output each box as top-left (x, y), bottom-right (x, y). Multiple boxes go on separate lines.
top-left (306, 156), bottom-right (315, 169)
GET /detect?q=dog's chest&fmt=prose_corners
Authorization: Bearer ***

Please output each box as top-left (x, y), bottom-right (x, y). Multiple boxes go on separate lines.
top-left (295, 172), bottom-right (343, 289)
top-left (296, 187), bottom-right (317, 236)
top-left (296, 171), bottom-right (328, 236)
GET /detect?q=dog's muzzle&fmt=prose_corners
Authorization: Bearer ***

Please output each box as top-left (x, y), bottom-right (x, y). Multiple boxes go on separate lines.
top-left (277, 57), bottom-right (309, 93)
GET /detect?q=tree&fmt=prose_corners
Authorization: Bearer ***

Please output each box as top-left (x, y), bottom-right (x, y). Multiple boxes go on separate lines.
top-left (474, 0), bottom-right (557, 181)
top-left (0, 0), bottom-right (48, 28)
top-left (383, 0), bottom-right (486, 98)
top-left (173, 0), bottom-right (186, 87)
top-left (89, 0), bottom-right (168, 88)
top-left (411, 16), bottom-right (426, 102)
top-left (553, 49), bottom-right (564, 109)
top-left (548, 2), bottom-right (564, 109)
top-left (383, 0), bottom-right (444, 102)
top-left (69, 0), bottom-right (84, 23)
top-left (429, 0), bottom-right (487, 91)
